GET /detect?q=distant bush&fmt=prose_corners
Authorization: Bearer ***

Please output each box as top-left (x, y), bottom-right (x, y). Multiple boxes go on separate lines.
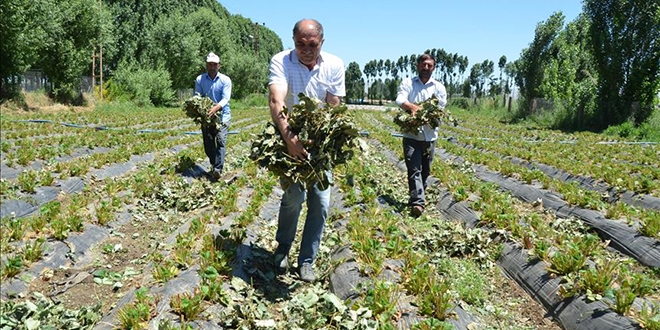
top-left (239, 93), bottom-right (268, 107)
top-left (106, 64), bottom-right (174, 107)
top-left (449, 97), bottom-right (470, 110)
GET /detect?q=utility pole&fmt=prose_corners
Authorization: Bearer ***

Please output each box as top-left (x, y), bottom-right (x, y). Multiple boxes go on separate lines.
top-left (91, 0), bottom-right (103, 100)
top-left (253, 22), bottom-right (262, 55)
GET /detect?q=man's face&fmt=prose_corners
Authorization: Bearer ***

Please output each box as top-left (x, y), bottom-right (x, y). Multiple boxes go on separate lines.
top-left (206, 62), bottom-right (219, 75)
top-left (417, 59), bottom-right (435, 80)
top-left (293, 31), bottom-right (323, 67)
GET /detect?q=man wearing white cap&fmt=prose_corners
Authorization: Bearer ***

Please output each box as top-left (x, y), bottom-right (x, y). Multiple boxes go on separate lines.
top-left (195, 52), bottom-right (232, 180)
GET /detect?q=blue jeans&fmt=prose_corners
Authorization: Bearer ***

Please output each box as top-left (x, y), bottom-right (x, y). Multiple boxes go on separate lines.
top-left (403, 138), bottom-right (435, 207)
top-left (201, 122), bottom-right (228, 173)
top-left (275, 174), bottom-right (331, 266)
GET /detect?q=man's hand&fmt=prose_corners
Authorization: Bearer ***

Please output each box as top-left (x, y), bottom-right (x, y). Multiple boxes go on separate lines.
top-left (408, 103), bottom-right (420, 117)
top-left (284, 129), bottom-right (310, 161)
top-left (207, 105), bottom-right (220, 117)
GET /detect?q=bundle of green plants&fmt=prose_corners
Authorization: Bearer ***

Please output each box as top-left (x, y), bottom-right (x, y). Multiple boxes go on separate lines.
top-left (393, 96), bottom-right (457, 133)
top-left (249, 94), bottom-right (364, 190)
top-left (183, 94), bottom-right (215, 126)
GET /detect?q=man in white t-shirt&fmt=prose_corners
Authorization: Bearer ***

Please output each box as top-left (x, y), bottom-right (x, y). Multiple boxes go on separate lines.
top-left (396, 53), bottom-right (447, 218)
top-left (268, 18), bottom-right (345, 282)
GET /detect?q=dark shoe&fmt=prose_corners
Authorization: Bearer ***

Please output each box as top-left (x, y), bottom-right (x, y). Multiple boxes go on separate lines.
top-left (410, 205), bottom-right (424, 218)
top-left (210, 170), bottom-right (221, 181)
top-left (273, 253), bottom-right (289, 271)
top-left (299, 262), bottom-right (316, 282)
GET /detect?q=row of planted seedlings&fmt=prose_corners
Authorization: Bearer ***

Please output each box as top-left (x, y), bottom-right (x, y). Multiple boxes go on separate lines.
top-left (0, 115), bottom-right (192, 141)
top-left (114, 109), bottom-right (278, 328)
top-left (445, 108), bottom-right (660, 195)
top-left (0, 104), bottom-right (187, 133)
top-left (0, 110), bottom-right (269, 200)
top-left (105, 121), bottom-right (289, 329)
top-left (436, 127), bottom-right (660, 240)
top-left (0, 138), bottom-right (209, 285)
top-left (445, 122), bottom-right (659, 197)
top-left (371, 109), bottom-right (660, 261)
top-left (1, 106), bottom-right (266, 172)
top-left (113, 105), bottom-right (469, 329)
top-left (338, 110), bottom-right (558, 329)
top-left (0, 108), bottom-right (269, 285)
top-left (361, 110), bottom-right (660, 328)
top-left (0, 116), bottom-right (200, 168)
top-left (373, 110), bottom-right (660, 240)
top-left (0, 110), bottom-right (272, 328)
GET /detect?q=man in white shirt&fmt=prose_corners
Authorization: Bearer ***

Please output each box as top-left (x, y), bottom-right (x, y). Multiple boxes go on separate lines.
top-left (395, 53), bottom-right (447, 218)
top-left (268, 18), bottom-right (345, 282)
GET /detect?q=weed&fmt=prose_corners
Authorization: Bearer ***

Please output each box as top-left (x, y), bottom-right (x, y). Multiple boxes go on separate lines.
top-left (117, 287), bottom-right (158, 329)
top-left (170, 289), bottom-right (205, 321)
top-left (361, 281), bottom-right (399, 323)
top-left (640, 210), bottom-right (660, 238)
top-left (96, 200), bottom-right (115, 226)
top-left (637, 302), bottom-right (660, 330)
top-left (39, 200), bottom-right (63, 224)
top-left (22, 238), bottom-right (46, 263)
top-left (1, 254), bottom-right (24, 280)
top-left (153, 260), bottom-right (179, 283)
top-left (50, 218), bottom-right (69, 240)
top-left (17, 170), bottom-right (38, 193)
top-left (609, 287), bottom-right (636, 315)
top-left (403, 263), bottom-right (434, 295)
top-left (412, 319), bottom-right (454, 330)
top-left (620, 269), bottom-right (657, 298)
top-left (418, 277), bottom-right (455, 321)
top-left (7, 217), bottom-right (26, 241)
top-left (0, 178), bottom-right (16, 198)
top-left (532, 239), bottom-right (551, 261)
top-left (38, 170), bottom-right (54, 186)
top-left (579, 258), bottom-right (618, 300)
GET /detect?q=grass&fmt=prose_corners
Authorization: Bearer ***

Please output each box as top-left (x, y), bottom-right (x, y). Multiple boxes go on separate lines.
top-left (450, 97), bottom-right (660, 142)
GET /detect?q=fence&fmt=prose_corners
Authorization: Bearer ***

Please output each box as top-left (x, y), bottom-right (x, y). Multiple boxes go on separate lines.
top-left (20, 70), bottom-right (93, 93)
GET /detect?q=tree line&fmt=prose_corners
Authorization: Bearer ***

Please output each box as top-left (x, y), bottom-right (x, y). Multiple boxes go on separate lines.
top-left (2, 0), bottom-right (657, 131)
top-left (1, 0), bottom-right (283, 106)
top-left (343, 0), bottom-right (659, 131)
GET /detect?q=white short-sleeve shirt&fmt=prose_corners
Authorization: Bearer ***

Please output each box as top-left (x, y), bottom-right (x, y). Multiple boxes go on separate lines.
top-left (395, 76), bottom-right (447, 141)
top-left (269, 49), bottom-right (345, 111)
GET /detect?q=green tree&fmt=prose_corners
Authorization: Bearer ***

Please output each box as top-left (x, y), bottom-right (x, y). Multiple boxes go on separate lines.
top-left (584, 0), bottom-right (660, 128)
top-left (0, 0), bottom-right (48, 100)
top-left (38, 0), bottom-right (106, 104)
top-left (515, 12), bottom-right (565, 114)
top-left (224, 52), bottom-right (268, 99)
top-left (345, 61), bottom-right (365, 103)
top-left (144, 11), bottom-right (201, 90)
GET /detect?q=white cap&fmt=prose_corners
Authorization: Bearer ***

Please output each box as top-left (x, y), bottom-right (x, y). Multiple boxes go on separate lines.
top-left (206, 52), bottom-right (220, 63)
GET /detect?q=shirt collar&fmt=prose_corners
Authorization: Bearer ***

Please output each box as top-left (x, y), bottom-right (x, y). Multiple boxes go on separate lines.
top-left (290, 50), bottom-right (323, 69)
top-left (205, 73), bottom-right (219, 81)
top-left (413, 76), bottom-right (435, 85)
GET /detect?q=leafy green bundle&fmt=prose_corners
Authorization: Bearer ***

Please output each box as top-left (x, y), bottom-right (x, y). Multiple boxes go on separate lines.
top-left (250, 94), bottom-right (365, 190)
top-left (183, 95), bottom-right (216, 126)
top-left (393, 96), bottom-right (457, 133)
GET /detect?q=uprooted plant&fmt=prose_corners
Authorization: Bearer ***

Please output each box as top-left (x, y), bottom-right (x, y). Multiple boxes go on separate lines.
top-left (393, 95), bottom-right (457, 133)
top-left (249, 93), bottom-right (366, 190)
top-left (182, 95), bottom-right (215, 126)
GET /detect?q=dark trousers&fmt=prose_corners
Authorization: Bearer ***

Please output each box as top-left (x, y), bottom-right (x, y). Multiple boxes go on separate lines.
top-left (201, 122), bottom-right (228, 173)
top-left (403, 137), bottom-right (435, 207)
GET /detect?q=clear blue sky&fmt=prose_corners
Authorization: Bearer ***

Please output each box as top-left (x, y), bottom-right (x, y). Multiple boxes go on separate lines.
top-left (219, 0), bottom-right (583, 72)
